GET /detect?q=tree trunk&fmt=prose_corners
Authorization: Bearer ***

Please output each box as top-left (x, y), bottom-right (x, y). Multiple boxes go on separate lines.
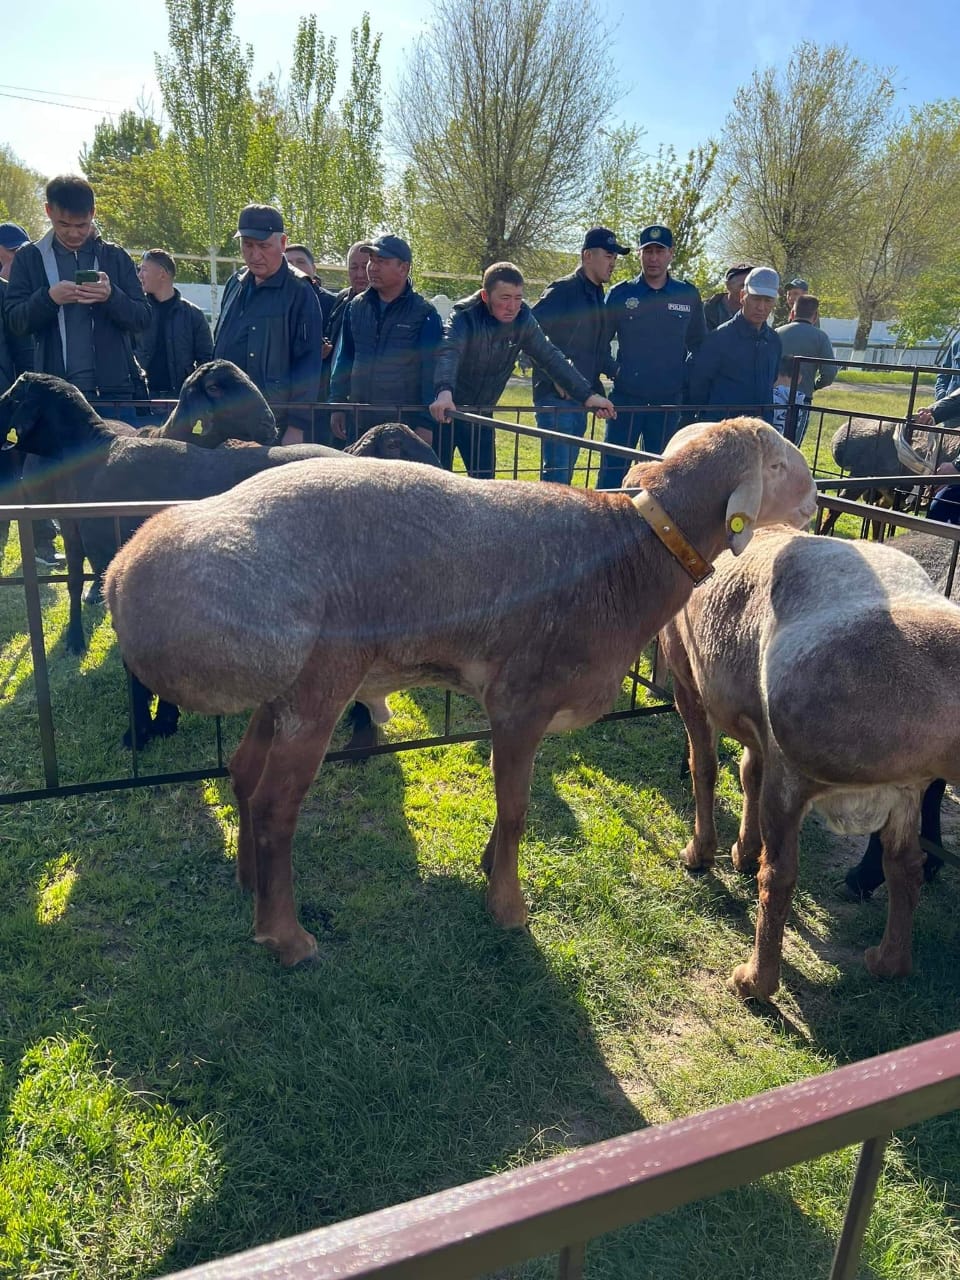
top-left (853, 308), bottom-right (875, 361)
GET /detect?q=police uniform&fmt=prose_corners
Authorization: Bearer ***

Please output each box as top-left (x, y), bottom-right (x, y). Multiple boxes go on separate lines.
top-left (599, 225), bottom-right (705, 488)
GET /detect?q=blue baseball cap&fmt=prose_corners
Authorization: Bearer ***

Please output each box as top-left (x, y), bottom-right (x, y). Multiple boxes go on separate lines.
top-left (638, 224), bottom-right (673, 250)
top-left (368, 234), bottom-right (412, 263)
top-left (0, 222), bottom-right (30, 251)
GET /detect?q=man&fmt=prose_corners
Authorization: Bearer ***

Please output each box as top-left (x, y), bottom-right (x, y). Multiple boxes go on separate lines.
top-left (5, 174), bottom-right (151, 426)
top-left (687, 266), bottom-right (782, 424)
top-left (430, 262), bottom-right (615, 479)
top-left (213, 204), bottom-right (324, 445)
top-left (774, 294), bottom-right (837, 443)
top-left (329, 235), bottom-right (441, 445)
top-left (317, 241), bottom-right (372, 444)
top-left (135, 249), bottom-right (213, 423)
top-left (285, 243), bottom-right (338, 330)
top-left (530, 226), bottom-right (628, 484)
top-left (785, 277), bottom-right (809, 319)
top-left (703, 264), bottom-right (752, 332)
top-left (934, 332), bottom-right (960, 430)
top-left (599, 224), bottom-right (706, 487)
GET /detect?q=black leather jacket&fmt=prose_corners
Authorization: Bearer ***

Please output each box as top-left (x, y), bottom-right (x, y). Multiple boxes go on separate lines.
top-left (434, 292), bottom-right (593, 407)
top-left (530, 267), bottom-right (614, 399)
top-left (135, 289), bottom-right (213, 396)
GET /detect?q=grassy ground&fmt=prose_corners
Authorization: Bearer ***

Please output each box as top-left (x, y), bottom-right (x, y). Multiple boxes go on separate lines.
top-left (2, 381), bottom-right (959, 1279)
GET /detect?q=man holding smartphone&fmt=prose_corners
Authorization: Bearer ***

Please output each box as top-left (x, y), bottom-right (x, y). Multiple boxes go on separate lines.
top-left (4, 174), bottom-right (151, 426)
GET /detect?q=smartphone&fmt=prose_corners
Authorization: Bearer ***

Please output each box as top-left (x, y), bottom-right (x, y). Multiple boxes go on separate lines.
top-left (75, 270), bottom-right (100, 284)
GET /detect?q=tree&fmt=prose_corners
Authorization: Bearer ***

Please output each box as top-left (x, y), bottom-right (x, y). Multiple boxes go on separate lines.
top-left (844, 102), bottom-right (960, 350)
top-left (0, 145), bottom-right (45, 234)
top-left (392, 0), bottom-right (617, 271)
top-left (719, 42), bottom-right (895, 303)
top-left (328, 15), bottom-right (384, 252)
top-left (79, 109), bottom-right (163, 177)
top-left (156, 0), bottom-right (256, 312)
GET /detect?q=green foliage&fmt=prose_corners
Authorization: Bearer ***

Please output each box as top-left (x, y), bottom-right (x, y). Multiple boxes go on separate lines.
top-left (392, 0), bottom-right (617, 271)
top-left (328, 15), bottom-right (385, 252)
top-left (155, 0), bottom-right (257, 257)
top-left (0, 145), bottom-right (44, 236)
top-left (79, 110), bottom-right (162, 177)
top-left (719, 41), bottom-right (896, 308)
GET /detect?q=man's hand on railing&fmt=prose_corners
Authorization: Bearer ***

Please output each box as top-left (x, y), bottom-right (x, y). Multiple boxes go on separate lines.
top-left (430, 391), bottom-right (456, 424)
top-left (913, 406), bottom-right (936, 425)
top-left (585, 394), bottom-right (616, 420)
top-left (330, 412), bottom-right (347, 440)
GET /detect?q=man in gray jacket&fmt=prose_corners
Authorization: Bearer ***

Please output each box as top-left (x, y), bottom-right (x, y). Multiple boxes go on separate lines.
top-left (775, 294), bottom-right (837, 441)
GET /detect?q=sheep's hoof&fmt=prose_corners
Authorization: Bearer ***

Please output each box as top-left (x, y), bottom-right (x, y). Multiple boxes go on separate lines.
top-left (486, 889), bottom-right (529, 929)
top-left (255, 926), bottom-right (319, 968)
top-left (122, 726), bottom-right (153, 751)
top-left (344, 723), bottom-right (380, 758)
top-left (65, 632), bottom-right (87, 656)
top-left (680, 838), bottom-right (715, 872)
top-left (731, 840), bottom-right (760, 876)
top-left (842, 867), bottom-right (875, 901)
top-left (864, 945), bottom-right (912, 978)
top-left (729, 962), bottom-right (777, 1003)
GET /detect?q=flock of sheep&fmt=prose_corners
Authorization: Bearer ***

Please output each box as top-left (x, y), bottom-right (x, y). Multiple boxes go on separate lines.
top-left (1, 366), bottom-right (958, 1004)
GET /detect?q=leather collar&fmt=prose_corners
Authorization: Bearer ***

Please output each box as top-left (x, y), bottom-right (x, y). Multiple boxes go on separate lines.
top-left (631, 490), bottom-right (715, 585)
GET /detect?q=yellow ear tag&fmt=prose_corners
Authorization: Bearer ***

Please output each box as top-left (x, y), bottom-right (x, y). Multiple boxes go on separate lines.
top-left (728, 514), bottom-right (748, 535)
top-left (5, 428), bottom-right (17, 444)
top-left (192, 420), bottom-right (204, 435)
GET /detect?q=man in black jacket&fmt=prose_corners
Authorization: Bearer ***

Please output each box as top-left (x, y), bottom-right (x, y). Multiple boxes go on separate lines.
top-left (4, 174), bottom-right (151, 426)
top-left (136, 249), bottom-right (213, 422)
top-left (430, 262), bottom-right (615, 479)
top-left (329, 235), bottom-right (441, 446)
top-left (531, 227), bottom-right (629, 484)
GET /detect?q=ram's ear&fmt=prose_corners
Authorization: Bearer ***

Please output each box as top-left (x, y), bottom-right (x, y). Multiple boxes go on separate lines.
top-left (725, 454), bottom-right (763, 555)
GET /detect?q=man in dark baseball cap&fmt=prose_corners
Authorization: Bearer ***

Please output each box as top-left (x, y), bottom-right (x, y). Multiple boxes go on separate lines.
top-left (330, 231), bottom-right (442, 446)
top-left (531, 225), bottom-right (629, 483)
top-left (601, 222), bottom-right (706, 481)
top-left (215, 202), bottom-right (323, 443)
top-left (704, 263), bottom-right (754, 331)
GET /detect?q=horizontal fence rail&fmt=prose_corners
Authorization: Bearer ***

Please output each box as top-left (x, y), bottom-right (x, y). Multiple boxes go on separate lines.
top-left (158, 1030), bottom-right (960, 1280)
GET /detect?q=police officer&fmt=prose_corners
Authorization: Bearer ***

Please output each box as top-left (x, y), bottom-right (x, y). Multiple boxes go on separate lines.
top-left (598, 224), bottom-right (705, 488)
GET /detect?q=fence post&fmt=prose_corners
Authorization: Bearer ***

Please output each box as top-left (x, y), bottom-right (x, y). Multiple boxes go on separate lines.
top-left (828, 1134), bottom-right (889, 1280)
top-left (17, 516), bottom-right (60, 789)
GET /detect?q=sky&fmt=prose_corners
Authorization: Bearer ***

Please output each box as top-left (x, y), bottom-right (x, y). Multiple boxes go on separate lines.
top-left (3, 0), bottom-right (957, 193)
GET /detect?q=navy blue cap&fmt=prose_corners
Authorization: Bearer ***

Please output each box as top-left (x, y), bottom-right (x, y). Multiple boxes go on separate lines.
top-left (788, 277), bottom-right (809, 290)
top-left (639, 224), bottom-right (673, 249)
top-left (234, 204), bottom-right (285, 241)
top-left (368, 234), bottom-right (412, 263)
top-left (0, 222), bottom-right (30, 251)
top-left (582, 226), bottom-right (630, 255)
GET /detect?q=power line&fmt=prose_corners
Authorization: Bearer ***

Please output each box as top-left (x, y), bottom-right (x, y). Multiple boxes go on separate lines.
top-left (0, 81), bottom-right (126, 106)
top-left (0, 90), bottom-right (120, 116)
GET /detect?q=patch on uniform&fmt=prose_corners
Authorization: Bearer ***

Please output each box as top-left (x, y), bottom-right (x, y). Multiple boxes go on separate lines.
top-left (625, 296), bottom-right (640, 310)
top-left (667, 303), bottom-right (691, 313)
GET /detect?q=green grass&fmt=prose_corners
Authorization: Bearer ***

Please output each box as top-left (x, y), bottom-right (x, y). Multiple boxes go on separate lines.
top-left (2, 400), bottom-right (960, 1278)
top-left (835, 369), bottom-right (938, 388)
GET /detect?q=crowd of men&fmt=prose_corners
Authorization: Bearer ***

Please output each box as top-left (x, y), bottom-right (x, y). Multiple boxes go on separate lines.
top-left (5, 170), bottom-right (958, 544)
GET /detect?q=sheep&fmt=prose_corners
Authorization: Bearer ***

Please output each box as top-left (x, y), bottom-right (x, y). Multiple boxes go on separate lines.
top-left (138, 359), bottom-right (280, 446)
top-left (104, 418), bottom-right (817, 967)
top-left (821, 417), bottom-right (958, 538)
top-left (1, 372), bottom-right (440, 660)
top-left (839, 526), bottom-right (959, 899)
top-left (660, 525), bottom-right (960, 1002)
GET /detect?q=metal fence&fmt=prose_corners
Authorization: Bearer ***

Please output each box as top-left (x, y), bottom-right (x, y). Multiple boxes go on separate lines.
top-left (0, 410), bottom-right (674, 805)
top-left (157, 1028), bottom-right (960, 1280)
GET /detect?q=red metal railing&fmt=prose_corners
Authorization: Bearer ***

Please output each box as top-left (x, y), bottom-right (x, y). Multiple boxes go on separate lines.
top-left (159, 1029), bottom-right (960, 1280)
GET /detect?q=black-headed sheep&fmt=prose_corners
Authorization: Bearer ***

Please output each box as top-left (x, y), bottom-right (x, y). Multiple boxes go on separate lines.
top-left (105, 419), bottom-right (817, 966)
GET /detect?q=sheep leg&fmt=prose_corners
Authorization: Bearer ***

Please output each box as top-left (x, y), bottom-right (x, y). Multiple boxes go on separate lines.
top-left (732, 746), bottom-right (764, 874)
top-left (481, 720), bottom-right (545, 928)
top-left (122, 671), bottom-right (155, 750)
top-left (246, 689), bottom-right (356, 967)
top-left (62, 518), bottom-right (87, 655)
top-left (865, 797), bottom-right (925, 979)
top-left (344, 700), bottom-right (379, 754)
top-left (229, 703), bottom-right (278, 894)
top-left (730, 768), bottom-right (807, 1002)
top-left (673, 675), bottom-right (719, 870)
